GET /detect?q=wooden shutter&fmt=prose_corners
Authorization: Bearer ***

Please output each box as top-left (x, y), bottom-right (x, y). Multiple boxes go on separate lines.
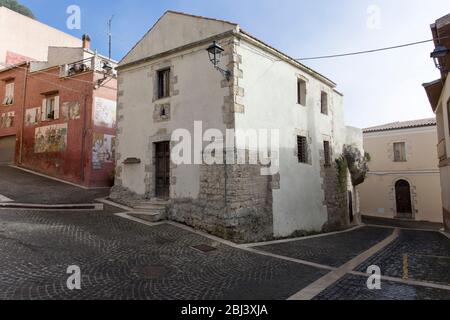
top-left (41, 98), bottom-right (47, 121)
top-left (53, 96), bottom-right (60, 120)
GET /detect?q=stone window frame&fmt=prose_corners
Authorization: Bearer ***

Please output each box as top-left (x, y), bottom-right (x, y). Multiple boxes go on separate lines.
top-left (320, 91), bottom-right (329, 115)
top-left (389, 177), bottom-right (417, 219)
top-left (387, 138), bottom-right (411, 162)
top-left (294, 129), bottom-right (312, 165)
top-left (296, 75), bottom-right (308, 106)
top-left (156, 68), bottom-right (170, 99)
top-left (151, 62), bottom-right (179, 103)
top-left (393, 141), bottom-right (407, 162)
top-left (297, 135), bottom-right (308, 163)
top-left (323, 140), bottom-right (332, 167)
top-left (146, 132), bottom-right (176, 198)
top-left (153, 103), bottom-right (171, 123)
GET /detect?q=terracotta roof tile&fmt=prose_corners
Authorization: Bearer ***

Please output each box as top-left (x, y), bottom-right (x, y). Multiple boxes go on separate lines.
top-left (363, 118), bottom-right (436, 133)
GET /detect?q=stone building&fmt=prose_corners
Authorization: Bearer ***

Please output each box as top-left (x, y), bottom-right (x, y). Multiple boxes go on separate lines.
top-left (359, 119), bottom-right (443, 223)
top-left (111, 11), bottom-right (365, 242)
top-left (423, 13), bottom-right (450, 232)
top-left (0, 37), bottom-right (118, 187)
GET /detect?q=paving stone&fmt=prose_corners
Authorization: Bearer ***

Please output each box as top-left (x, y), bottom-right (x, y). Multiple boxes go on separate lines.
top-left (0, 208), bottom-right (327, 300)
top-left (356, 230), bottom-right (450, 285)
top-left (254, 227), bottom-right (393, 268)
top-left (0, 166), bottom-right (110, 204)
top-left (315, 274), bottom-right (450, 300)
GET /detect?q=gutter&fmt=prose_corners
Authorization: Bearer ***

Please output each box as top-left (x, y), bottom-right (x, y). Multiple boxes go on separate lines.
top-left (18, 61), bottom-right (29, 164)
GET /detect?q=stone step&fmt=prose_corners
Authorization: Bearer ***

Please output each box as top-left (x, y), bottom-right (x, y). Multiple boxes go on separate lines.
top-left (129, 211), bottom-right (166, 223)
top-left (133, 204), bottom-right (167, 210)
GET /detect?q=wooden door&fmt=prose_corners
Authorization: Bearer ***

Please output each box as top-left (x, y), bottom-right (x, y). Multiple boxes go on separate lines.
top-left (155, 141), bottom-right (170, 199)
top-left (395, 180), bottom-right (413, 219)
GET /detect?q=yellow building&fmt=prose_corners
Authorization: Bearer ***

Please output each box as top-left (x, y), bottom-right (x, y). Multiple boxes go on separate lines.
top-left (359, 119), bottom-right (443, 223)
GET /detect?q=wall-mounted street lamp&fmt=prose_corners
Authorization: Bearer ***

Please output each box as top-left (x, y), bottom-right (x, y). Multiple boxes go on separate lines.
top-left (206, 41), bottom-right (232, 81)
top-left (430, 45), bottom-right (450, 71)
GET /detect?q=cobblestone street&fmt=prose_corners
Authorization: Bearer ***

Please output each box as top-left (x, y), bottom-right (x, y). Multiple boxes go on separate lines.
top-left (0, 203), bottom-right (449, 300)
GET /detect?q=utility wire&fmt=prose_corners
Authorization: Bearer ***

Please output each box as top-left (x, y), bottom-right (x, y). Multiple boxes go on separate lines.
top-left (293, 35), bottom-right (450, 61)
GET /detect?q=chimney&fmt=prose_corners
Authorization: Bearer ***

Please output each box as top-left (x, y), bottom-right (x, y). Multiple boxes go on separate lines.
top-left (82, 34), bottom-right (91, 50)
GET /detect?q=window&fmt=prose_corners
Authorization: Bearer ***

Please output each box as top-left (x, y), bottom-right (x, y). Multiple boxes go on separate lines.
top-left (2, 81), bottom-right (14, 105)
top-left (297, 78), bottom-right (306, 106)
top-left (393, 142), bottom-right (406, 162)
top-left (323, 141), bottom-right (331, 166)
top-left (157, 68), bottom-right (170, 99)
top-left (321, 91), bottom-right (328, 115)
top-left (41, 95), bottom-right (60, 121)
top-left (297, 135), bottom-right (308, 163)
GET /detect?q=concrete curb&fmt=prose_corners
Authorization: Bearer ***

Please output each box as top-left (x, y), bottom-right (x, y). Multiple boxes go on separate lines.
top-left (8, 165), bottom-right (110, 190)
top-left (241, 225), bottom-right (363, 248)
top-left (0, 203), bottom-right (104, 211)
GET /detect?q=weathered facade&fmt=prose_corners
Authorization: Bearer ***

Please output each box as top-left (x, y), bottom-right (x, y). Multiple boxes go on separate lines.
top-left (0, 39), bottom-right (118, 187)
top-left (423, 13), bottom-right (450, 232)
top-left (111, 11), bottom-right (364, 242)
top-left (359, 119), bottom-right (443, 223)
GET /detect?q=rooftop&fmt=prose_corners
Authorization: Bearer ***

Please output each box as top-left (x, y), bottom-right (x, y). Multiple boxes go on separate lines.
top-left (363, 118), bottom-right (436, 133)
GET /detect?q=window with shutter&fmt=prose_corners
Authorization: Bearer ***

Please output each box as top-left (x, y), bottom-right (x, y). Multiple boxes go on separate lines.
top-left (324, 141), bottom-right (331, 166)
top-left (321, 91), bottom-right (328, 115)
top-left (297, 79), bottom-right (306, 106)
top-left (42, 94), bottom-right (59, 121)
top-left (394, 142), bottom-right (406, 162)
top-left (297, 136), bottom-right (308, 163)
top-left (157, 68), bottom-right (170, 99)
top-left (3, 81), bottom-right (14, 105)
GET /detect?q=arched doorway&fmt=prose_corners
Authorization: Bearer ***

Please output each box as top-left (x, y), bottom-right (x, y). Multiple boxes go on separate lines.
top-left (395, 180), bottom-right (413, 219)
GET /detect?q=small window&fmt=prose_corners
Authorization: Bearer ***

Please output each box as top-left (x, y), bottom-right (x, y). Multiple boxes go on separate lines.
top-left (2, 81), bottom-right (14, 105)
top-left (157, 68), bottom-right (170, 99)
top-left (394, 142), bottom-right (406, 162)
top-left (41, 95), bottom-right (60, 121)
top-left (297, 135), bottom-right (308, 163)
top-left (324, 141), bottom-right (331, 166)
top-left (321, 91), bottom-right (328, 115)
top-left (297, 79), bottom-right (306, 106)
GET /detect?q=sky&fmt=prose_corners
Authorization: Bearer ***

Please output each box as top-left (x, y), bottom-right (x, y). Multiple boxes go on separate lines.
top-left (18, 0), bottom-right (450, 128)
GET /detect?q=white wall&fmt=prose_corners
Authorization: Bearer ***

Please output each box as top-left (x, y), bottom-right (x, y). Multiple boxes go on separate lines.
top-left (0, 7), bottom-right (81, 66)
top-left (236, 40), bottom-right (351, 237)
top-left (117, 41), bottom-right (230, 198)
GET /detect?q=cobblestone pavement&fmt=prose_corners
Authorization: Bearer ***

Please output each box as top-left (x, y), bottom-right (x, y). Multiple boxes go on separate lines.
top-left (315, 274), bottom-right (450, 300)
top-left (0, 206), bottom-right (328, 300)
top-left (0, 166), bottom-right (110, 204)
top-left (253, 227), bottom-right (393, 267)
top-left (356, 229), bottom-right (450, 286)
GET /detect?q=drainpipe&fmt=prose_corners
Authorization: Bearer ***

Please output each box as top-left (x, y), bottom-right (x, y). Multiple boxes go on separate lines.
top-left (18, 61), bottom-right (29, 165)
top-left (80, 94), bottom-right (89, 184)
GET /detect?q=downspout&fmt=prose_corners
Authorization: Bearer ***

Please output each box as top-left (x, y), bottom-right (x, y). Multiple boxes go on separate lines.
top-left (19, 61), bottom-right (29, 165)
top-left (80, 94), bottom-right (88, 183)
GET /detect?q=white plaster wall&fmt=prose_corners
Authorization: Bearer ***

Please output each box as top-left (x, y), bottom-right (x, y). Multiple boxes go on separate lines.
top-left (0, 7), bottom-right (81, 65)
top-left (121, 12), bottom-right (237, 65)
top-left (117, 42), bottom-right (230, 198)
top-left (236, 41), bottom-right (350, 237)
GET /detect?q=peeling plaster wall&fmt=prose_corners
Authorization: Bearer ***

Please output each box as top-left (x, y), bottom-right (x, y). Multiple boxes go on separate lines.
top-left (236, 40), bottom-right (352, 237)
